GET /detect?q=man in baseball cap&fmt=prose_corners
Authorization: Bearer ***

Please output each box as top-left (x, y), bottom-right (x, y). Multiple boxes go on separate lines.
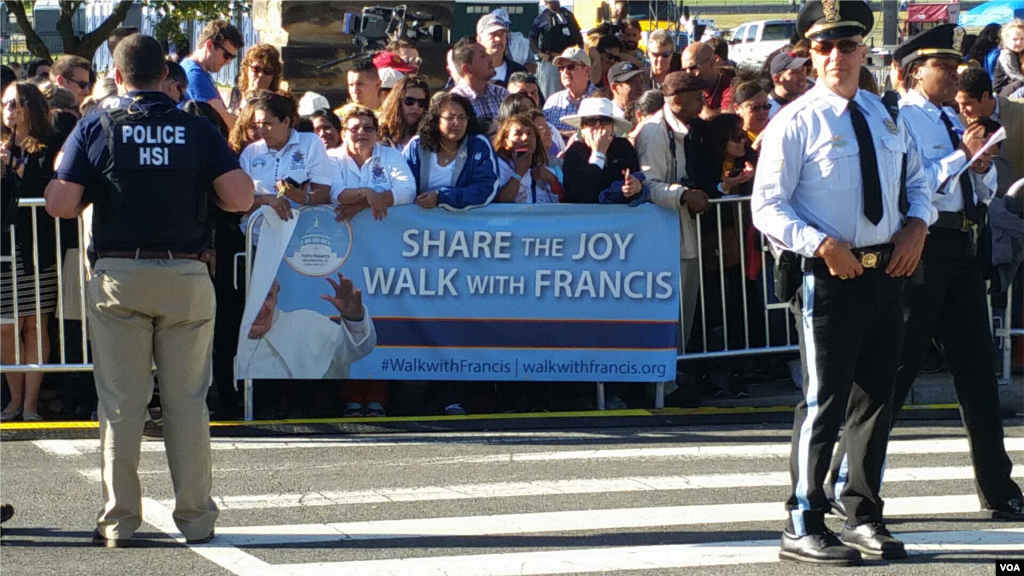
top-left (544, 46), bottom-right (598, 137)
top-left (633, 70), bottom-right (713, 375)
top-left (607, 61), bottom-right (648, 117)
top-left (477, 13), bottom-right (526, 86)
top-left (768, 51), bottom-right (811, 118)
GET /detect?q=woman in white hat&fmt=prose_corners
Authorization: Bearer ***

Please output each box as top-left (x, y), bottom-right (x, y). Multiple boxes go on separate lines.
top-left (560, 97), bottom-right (643, 204)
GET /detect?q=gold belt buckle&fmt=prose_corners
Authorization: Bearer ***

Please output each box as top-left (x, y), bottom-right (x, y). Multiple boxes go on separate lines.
top-left (860, 252), bottom-right (879, 268)
top-left (962, 214), bottom-right (972, 231)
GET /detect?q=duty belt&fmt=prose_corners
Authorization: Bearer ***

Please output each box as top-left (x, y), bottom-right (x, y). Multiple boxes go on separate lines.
top-left (931, 211), bottom-right (973, 232)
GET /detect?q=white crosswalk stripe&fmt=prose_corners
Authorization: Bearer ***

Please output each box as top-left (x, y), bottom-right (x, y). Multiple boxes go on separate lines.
top-left (64, 433), bottom-right (1024, 575)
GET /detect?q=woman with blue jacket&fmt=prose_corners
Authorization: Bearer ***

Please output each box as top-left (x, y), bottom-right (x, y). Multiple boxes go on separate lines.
top-left (403, 92), bottom-right (499, 211)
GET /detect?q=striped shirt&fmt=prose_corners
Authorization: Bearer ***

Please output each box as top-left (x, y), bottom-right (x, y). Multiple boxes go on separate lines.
top-left (450, 81), bottom-right (509, 122)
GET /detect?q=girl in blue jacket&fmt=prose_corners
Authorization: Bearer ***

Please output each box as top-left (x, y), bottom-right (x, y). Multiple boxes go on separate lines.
top-left (402, 92), bottom-right (499, 211)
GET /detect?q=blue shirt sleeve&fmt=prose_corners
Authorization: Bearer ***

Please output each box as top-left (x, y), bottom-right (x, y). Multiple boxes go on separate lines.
top-left (195, 116), bottom-right (239, 180)
top-left (54, 115), bottom-right (106, 187)
top-left (182, 58), bottom-right (223, 105)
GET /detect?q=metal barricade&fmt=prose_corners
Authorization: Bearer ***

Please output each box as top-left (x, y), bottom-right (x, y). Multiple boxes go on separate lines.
top-left (685, 197), bottom-right (800, 361)
top-left (1, 198), bottom-right (91, 373)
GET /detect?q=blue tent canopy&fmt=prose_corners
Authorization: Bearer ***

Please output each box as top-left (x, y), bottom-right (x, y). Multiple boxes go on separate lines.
top-left (959, 0), bottom-right (1024, 27)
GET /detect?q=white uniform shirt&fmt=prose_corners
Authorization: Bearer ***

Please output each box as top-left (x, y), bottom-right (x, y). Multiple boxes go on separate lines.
top-left (327, 143), bottom-right (416, 205)
top-left (752, 83), bottom-right (937, 259)
top-left (239, 130), bottom-right (333, 230)
top-left (899, 89), bottom-right (997, 214)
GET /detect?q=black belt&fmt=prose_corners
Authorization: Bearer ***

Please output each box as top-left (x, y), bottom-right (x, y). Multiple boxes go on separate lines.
top-left (849, 243), bottom-right (893, 270)
top-left (806, 243), bottom-right (894, 271)
top-left (931, 211), bottom-right (973, 232)
top-left (96, 249), bottom-right (201, 260)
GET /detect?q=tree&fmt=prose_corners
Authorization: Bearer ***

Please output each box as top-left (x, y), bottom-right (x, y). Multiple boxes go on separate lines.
top-left (2, 0), bottom-right (248, 61)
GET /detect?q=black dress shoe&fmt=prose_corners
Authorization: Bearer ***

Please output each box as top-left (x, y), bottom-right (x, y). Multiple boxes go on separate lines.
top-left (986, 497), bottom-right (1024, 521)
top-left (186, 529), bottom-right (215, 545)
top-left (91, 529), bottom-right (133, 548)
top-left (779, 528), bottom-right (863, 566)
top-left (828, 498), bottom-right (848, 521)
top-left (840, 522), bottom-right (907, 559)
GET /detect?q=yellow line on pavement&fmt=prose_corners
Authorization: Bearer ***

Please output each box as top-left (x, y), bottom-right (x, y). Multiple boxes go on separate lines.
top-left (0, 403), bottom-right (962, 431)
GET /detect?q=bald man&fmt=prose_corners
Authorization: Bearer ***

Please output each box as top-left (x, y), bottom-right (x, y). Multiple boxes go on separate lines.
top-left (680, 42), bottom-right (734, 117)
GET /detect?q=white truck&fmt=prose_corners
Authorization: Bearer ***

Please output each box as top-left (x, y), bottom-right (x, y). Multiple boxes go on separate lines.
top-left (728, 19), bottom-right (797, 70)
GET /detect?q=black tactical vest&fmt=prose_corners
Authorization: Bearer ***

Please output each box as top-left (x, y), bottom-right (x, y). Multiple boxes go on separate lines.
top-left (93, 101), bottom-right (208, 252)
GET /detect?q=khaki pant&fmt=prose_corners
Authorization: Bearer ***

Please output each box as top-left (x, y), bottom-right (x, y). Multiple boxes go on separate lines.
top-left (88, 257), bottom-right (218, 541)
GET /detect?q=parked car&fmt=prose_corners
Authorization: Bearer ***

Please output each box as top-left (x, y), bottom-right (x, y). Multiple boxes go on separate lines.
top-left (728, 19), bottom-right (797, 70)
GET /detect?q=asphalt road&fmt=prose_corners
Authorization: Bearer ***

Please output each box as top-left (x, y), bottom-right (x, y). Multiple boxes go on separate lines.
top-left (1, 420), bottom-right (1023, 576)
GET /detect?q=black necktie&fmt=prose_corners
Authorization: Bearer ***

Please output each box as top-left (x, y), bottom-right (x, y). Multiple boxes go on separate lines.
top-left (847, 100), bottom-right (884, 226)
top-left (938, 112), bottom-right (981, 224)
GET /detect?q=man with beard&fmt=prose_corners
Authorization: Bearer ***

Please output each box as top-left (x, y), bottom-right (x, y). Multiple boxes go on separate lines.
top-left (449, 37), bottom-right (509, 132)
top-left (681, 41), bottom-right (734, 117)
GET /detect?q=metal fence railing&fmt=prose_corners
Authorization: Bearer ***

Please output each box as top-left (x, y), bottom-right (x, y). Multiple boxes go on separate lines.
top-left (3, 197), bottom-right (1021, 420)
top-left (2, 199), bottom-right (91, 373)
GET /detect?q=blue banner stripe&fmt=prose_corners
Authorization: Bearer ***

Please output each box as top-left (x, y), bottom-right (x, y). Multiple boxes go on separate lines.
top-left (373, 319), bottom-right (679, 350)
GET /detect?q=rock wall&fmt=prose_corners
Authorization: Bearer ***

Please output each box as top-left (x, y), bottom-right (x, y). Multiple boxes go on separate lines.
top-left (253, 0), bottom-right (455, 108)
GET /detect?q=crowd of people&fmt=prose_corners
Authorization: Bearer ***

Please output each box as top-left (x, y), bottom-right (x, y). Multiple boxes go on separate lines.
top-left (1, 7), bottom-right (1023, 424)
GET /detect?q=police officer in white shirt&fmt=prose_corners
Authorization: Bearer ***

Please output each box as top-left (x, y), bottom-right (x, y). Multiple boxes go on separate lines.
top-left (751, 0), bottom-right (937, 566)
top-left (831, 24), bottom-right (1024, 523)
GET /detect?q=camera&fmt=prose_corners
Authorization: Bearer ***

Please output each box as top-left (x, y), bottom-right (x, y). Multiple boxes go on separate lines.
top-left (342, 5), bottom-right (443, 50)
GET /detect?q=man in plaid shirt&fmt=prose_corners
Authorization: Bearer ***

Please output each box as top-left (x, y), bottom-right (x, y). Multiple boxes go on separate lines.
top-left (543, 46), bottom-right (598, 138)
top-left (449, 36), bottom-right (509, 133)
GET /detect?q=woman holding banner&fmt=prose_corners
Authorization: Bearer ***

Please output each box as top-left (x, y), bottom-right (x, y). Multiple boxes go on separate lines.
top-left (402, 92), bottom-right (499, 211)
top-left (239, 92), bottom-right (333, 229)
top-left (330, 104), bottom-right (416, 223)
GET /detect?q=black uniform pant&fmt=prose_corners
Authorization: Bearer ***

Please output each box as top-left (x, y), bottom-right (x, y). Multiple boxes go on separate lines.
top-left (786, 262), bottom-right (904, 536)
top-left (830, 228), bottom-right (1021, 509)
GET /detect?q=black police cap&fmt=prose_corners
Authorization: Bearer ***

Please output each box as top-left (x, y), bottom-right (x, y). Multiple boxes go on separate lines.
top-left (892, 24), bottom-right (965, 70)
top-left (797, 0), bottom-right (874, 42)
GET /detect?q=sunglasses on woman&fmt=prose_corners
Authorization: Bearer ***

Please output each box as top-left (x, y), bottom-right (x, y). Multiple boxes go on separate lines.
top-left (581, 117), bottom-right (614, 127)
top-left (729, 132), bottom-right (748, 143)
top-left (249, 64), bottom-right (274, 75)
top-left (1, 98), bottom-right (26, 108)
top-left (402, 96), bottom-right (429, 108)
top-left (743, 103), bottom-right (772, 112)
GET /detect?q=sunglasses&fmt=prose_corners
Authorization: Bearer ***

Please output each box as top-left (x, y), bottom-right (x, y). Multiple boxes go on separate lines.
top-left (810, 39), bottom-right (863, 55)
top-left (684, 58), bottom-right (710, 73)
top-left (581, 116), bottom-right (614, 127)
top-left (602, 52), bottom-right (621, 62)
top-left (649, 51), bottom-right (673, 58)
top-left (557, 64), bottom-right (579, 72)
top-left (249, 64), bottom-right (274, 75)
top-left (64, 76), bottom-right (90, 91)
top-left (729, 133), bottom-right (748, 143)
top-left (215, 43), bottom-right (237, 61)
top-left (742, 103), bottom-right (772, 112)
top-left (403, 56), bottom-right (423, 67)
top-left (1, 98), bottom-right (25, 108)
top-left (402, 96), bottom-right (429, 108)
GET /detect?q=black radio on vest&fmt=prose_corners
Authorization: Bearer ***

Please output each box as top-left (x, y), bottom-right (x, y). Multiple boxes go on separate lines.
top-left (93, 102), bottom-right (208, 253)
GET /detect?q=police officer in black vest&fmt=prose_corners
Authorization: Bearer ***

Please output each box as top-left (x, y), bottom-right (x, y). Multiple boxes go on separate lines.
top-left (828, 25), bottom-right (1024, 523)
top-left (45, 34), bottom-right (254, 547)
